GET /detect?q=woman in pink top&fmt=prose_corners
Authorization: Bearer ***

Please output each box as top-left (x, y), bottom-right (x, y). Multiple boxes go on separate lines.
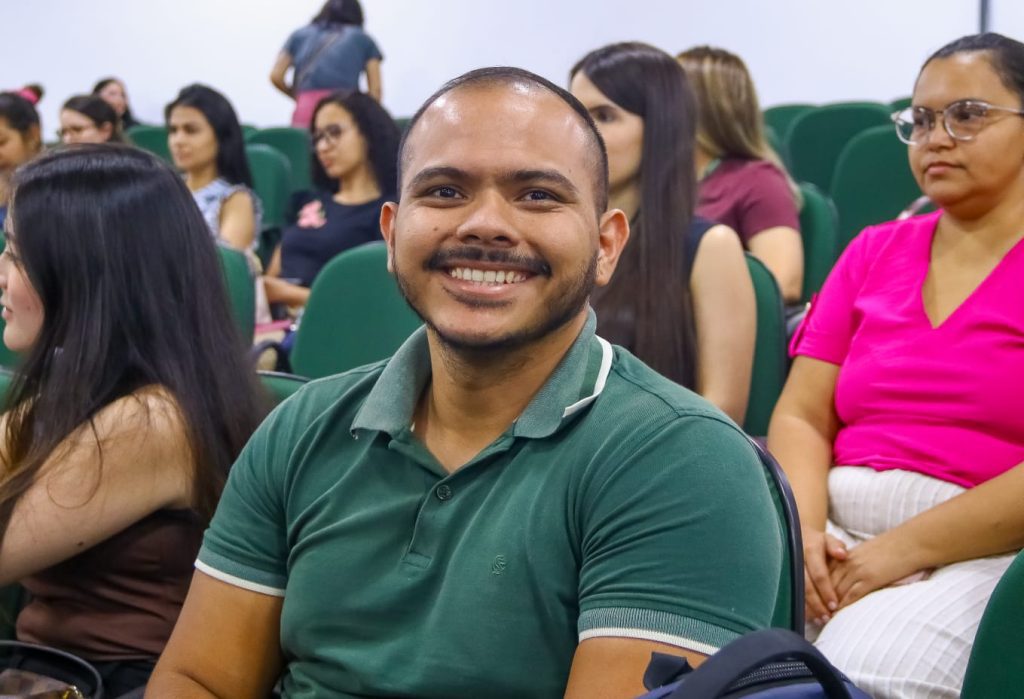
top-left (768, 33), bottom-right (1024, 698)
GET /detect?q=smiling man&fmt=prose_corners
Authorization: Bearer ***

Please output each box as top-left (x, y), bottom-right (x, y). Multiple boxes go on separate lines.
top-left (147, 67), bottom-right (782, 699)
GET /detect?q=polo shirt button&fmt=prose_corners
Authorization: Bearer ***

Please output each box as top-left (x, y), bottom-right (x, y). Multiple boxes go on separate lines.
top-left (435, 484), bottom-right (453, 501)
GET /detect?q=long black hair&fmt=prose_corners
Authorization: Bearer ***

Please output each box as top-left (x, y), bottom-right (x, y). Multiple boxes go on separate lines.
top-left (0, 93), bottom-right (41, 154)
top-left (312, 0), bottom-right (364, 27)
top-left (310, 91), bottom-right (400, 196)
top-left (0, 145), bottom-right (266, 538)
top-left (62, 94), bottom-right (124, 143)
top-left (165, 84), bottom-right (253, 188)
top-left (571, 42), bottom-right (698, 388)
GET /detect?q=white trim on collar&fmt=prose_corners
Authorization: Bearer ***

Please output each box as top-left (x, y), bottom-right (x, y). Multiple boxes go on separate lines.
top-left (561, 336), bottom-right (613, 419)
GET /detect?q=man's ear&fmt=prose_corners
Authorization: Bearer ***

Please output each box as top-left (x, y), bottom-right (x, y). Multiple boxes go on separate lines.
top-left (594, 209), bottom-right (630, 287)
top-left (379, 201), bottom-right (399, 273)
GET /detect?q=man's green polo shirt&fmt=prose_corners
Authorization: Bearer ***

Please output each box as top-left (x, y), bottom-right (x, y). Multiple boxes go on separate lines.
top-left (198, 311), bottom-right (782, 698)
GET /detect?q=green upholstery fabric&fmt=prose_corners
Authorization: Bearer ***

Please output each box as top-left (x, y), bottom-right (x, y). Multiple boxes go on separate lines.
top-left (247, 127), bottom-right (313, 194)
top-left (764, 104), bottom-right (815, 142)
top-left (289, 242), bottom-right (423, 379)
top-left (831, 124), bottom-right (921, 252)
top-left (798, 183), bottom-right (840, 302)
top-left (743, 254), bottom-right (788, 437)
top-left (217, 245), bottom-right (255, 344)
top-left (961, 549), bottom-right (1024, 698)
top-left (889, 96), bottom-right (912, 112)
top-left (258, 370), bottom-right (309, 406)
top-left (125, 124), bottom-right (171, 162)
top-left (245, 143), bottom-right (292, 231)
top-left (786, 102), bottom-right (891, 193)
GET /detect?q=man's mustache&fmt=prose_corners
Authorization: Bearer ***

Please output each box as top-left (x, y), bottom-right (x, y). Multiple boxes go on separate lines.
top-left (426, 246), bottom-right (551, 276)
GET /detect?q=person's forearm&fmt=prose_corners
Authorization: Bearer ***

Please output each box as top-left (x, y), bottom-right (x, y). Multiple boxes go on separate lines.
top-left (888, 460), bottom-right (1024, 571)
top-left (271, 76), bottom-right (293, 99)
top-left (264, 277), bottom-right (311, 307)
top-left (145, 670), bottom-right (223, 698)
top-left (767, 412), bottom-right (833, 531)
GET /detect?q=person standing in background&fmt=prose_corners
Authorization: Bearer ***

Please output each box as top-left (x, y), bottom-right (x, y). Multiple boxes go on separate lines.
top-left (270, 0), bottom-right (383, 128)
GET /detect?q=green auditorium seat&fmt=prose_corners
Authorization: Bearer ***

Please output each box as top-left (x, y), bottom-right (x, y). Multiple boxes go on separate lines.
top-left (126, 124), bottom-right (172, 162)
top-left (245, 143), bottom-right (292, 233)
top-left (763, 104), bottom-right (815, 142)
top-left (889, 96), bottom-right (912, 112)
top-left (797, 183), bottom-right (840, 302)
top-left (744, 254), bottom-right (788, 438)
top-left (247, 127), bottom-right (312, 195)
top-left (961, 549), bottom-right (1024, 698)
top-left (831, 124), bottom-right (921, 252)
top-left (258, 370), bottom-right (309, 406)
top-left (256, 242), bottom-right (422, 379)
top-left (217, 245), bottom-right (255, 344)
top-left (786, 102), bottom-right (891, 193)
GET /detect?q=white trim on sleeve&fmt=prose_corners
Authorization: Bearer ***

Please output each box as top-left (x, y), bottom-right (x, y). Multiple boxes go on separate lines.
top-left (195, 559), bottom-right (287, 597)
top-left (578, 626), bottom-right (719, 656)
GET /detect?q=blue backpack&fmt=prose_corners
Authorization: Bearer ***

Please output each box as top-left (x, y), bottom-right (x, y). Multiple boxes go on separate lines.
top-left (636, 629), bottom-right (873, 698)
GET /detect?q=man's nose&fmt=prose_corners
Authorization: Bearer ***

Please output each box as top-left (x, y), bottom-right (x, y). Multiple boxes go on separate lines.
top-left (454, 191), bottom-right (519, 246)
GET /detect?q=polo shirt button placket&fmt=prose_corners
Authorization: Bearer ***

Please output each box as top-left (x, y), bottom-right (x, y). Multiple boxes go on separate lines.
top-left (435, 484), bottom-right (453, 501)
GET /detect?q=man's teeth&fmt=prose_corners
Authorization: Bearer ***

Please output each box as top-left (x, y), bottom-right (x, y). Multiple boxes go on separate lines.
top-left (449, 267), bottom-right (527, 284)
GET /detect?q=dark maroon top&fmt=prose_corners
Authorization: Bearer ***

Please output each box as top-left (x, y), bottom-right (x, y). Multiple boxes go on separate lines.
top-left (18, 509), bottom-right (203, 661)
top-left (696, 158), bottom-right (800, 246)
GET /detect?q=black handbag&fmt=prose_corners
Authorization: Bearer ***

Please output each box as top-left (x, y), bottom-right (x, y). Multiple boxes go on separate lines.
top-left (635, 629), bottom-right (873, 698)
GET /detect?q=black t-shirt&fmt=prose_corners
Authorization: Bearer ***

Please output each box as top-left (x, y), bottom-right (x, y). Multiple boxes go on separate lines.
top-left (279, 194), bottom-right (386, 287)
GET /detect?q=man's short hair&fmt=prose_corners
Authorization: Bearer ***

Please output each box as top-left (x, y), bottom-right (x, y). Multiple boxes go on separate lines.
top-left (396, 67), bottom-right (610, 214)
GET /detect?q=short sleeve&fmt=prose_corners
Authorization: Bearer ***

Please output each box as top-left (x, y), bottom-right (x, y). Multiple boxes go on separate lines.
top-left (577, 415), bottom-right (783, 653)
top-left (737, 164), bottom-right (800, 243)
top-left (283, 28), bottom-right (303, 58)
top-left (196, 403), bottom-right (295, 596)
top-left (361, 32), bottom-right (383, 62)
top-left (789, 227), bottom-right (877, 364)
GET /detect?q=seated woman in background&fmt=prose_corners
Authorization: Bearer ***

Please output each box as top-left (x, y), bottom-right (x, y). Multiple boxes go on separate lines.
top-left (59, 94), bottom-right (124, 144)
top-left (93, 77), bottom-right (141, 130)
top-left (271, 0), bottom-right (383, 128)
top-left (571, 42), bottom-right (756, 423)
top-left (678, 46), bottom-right (804, 304)
top-left (0, 145), bottom-right (266, 695)
top-left (0, 92), bottom-right (42, 230)
top-left (166, 84), bottom-right (262, 253)
top-left (768, 32), bottom-right (1024, 698)
top-left (263, 91), bottom-right (398, 309)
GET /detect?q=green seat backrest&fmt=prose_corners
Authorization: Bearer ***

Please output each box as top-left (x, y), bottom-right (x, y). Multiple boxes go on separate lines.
top-left (763, 104), bottom-right (814, 166)
top-left (393, 117), bottom-right (412, 134)
top-left (290, 242), bottom-right (422, 379)
top-left (245, 144), bottom-right (292, 231)
top-left (797, 183), bottom-right (839, 302)
top-left (0, 238), bottom-right (18, 369)
top-left (743, 254), bottom-right (788, 437)
top-left (247, 127), bottom-right (312, 194)
top-left (961, 549), bottom-right (1024, 698)
top-left (786, 102), bottom-right (892, 193)
top-left (241, 124), bottom-right (258, 138)
top-left (126, 125), bottom-right (171, 162)
top-left (217, 245), bottom-right (255, 344)
top-left (889, 96), bottom-right (912, 112)
top-left (831, 124), bottom-right (921, 253)
top-left (258, 370), bottom-right (309, 406)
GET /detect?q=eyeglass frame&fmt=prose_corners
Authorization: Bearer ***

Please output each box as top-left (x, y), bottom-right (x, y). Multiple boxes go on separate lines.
top-left (891, 99), bottom-right (1024, 145)
top-left (55, 123), bottom-right (99, 140)
top-left (311, 123), bottom-right (347, 149)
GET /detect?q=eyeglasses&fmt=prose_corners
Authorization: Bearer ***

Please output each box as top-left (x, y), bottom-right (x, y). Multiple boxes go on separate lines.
top-left (311, 123), bottom-right (347, 148)
top-left (891, 99), bottom-right (1024, 145)
top-left (56, 124), bottom-right (96, 140)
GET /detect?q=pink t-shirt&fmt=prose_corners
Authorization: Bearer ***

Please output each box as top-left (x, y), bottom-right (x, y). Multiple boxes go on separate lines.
top-left (791, 211), bottom-right (1024, 488)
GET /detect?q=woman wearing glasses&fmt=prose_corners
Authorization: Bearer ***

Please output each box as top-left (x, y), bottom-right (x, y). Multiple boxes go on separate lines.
top-left (768, 33), bottom-right (1024, 698)
top-left (263, 91), bottom-right (398, 310)
top-left (58, 95), bottom-right (125, 145)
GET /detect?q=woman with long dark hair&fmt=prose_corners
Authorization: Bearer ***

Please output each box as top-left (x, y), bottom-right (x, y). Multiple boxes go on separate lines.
top-left (570, 42), bottom-right (755, 422)
top-left (166, 84), bottom-right (262, 253)
top-left (263, 91), bottom-right (399, 309)
top-left (270, 0), bottom-right (383, 128)
top-left (0, 145), bottom-right (266, 694)
top-left (59, 94), bottom-right (124, 144)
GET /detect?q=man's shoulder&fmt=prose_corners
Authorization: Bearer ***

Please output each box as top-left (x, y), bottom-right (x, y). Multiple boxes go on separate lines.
top-left (267, 360), bottom-right (387, 430)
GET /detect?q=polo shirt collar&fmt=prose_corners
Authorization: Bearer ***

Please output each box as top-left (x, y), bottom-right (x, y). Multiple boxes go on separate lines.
top-left (350, 308), bottom-right (614, 440)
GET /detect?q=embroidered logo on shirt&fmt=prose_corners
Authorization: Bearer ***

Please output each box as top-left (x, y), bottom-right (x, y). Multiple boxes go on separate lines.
top-left (491, 555), bottom-right (507, 575)
top-left (297, 200), bottom-right (327, 229)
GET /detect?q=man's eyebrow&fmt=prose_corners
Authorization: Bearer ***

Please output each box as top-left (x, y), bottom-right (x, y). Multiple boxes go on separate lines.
top-left (499, 169), bottom-right (580, 197)
top-left (406, 166), bottom-right (471, 192)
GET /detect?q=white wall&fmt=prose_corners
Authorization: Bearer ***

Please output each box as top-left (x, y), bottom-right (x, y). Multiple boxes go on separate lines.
top-left (0, 1), bottom-right (1000, 135)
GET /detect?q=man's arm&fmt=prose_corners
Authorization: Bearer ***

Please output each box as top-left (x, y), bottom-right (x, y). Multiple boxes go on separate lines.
top-left (147, 571), bottom-right (283, 698)
top-left (564, 638), bottom-right (705, 699)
